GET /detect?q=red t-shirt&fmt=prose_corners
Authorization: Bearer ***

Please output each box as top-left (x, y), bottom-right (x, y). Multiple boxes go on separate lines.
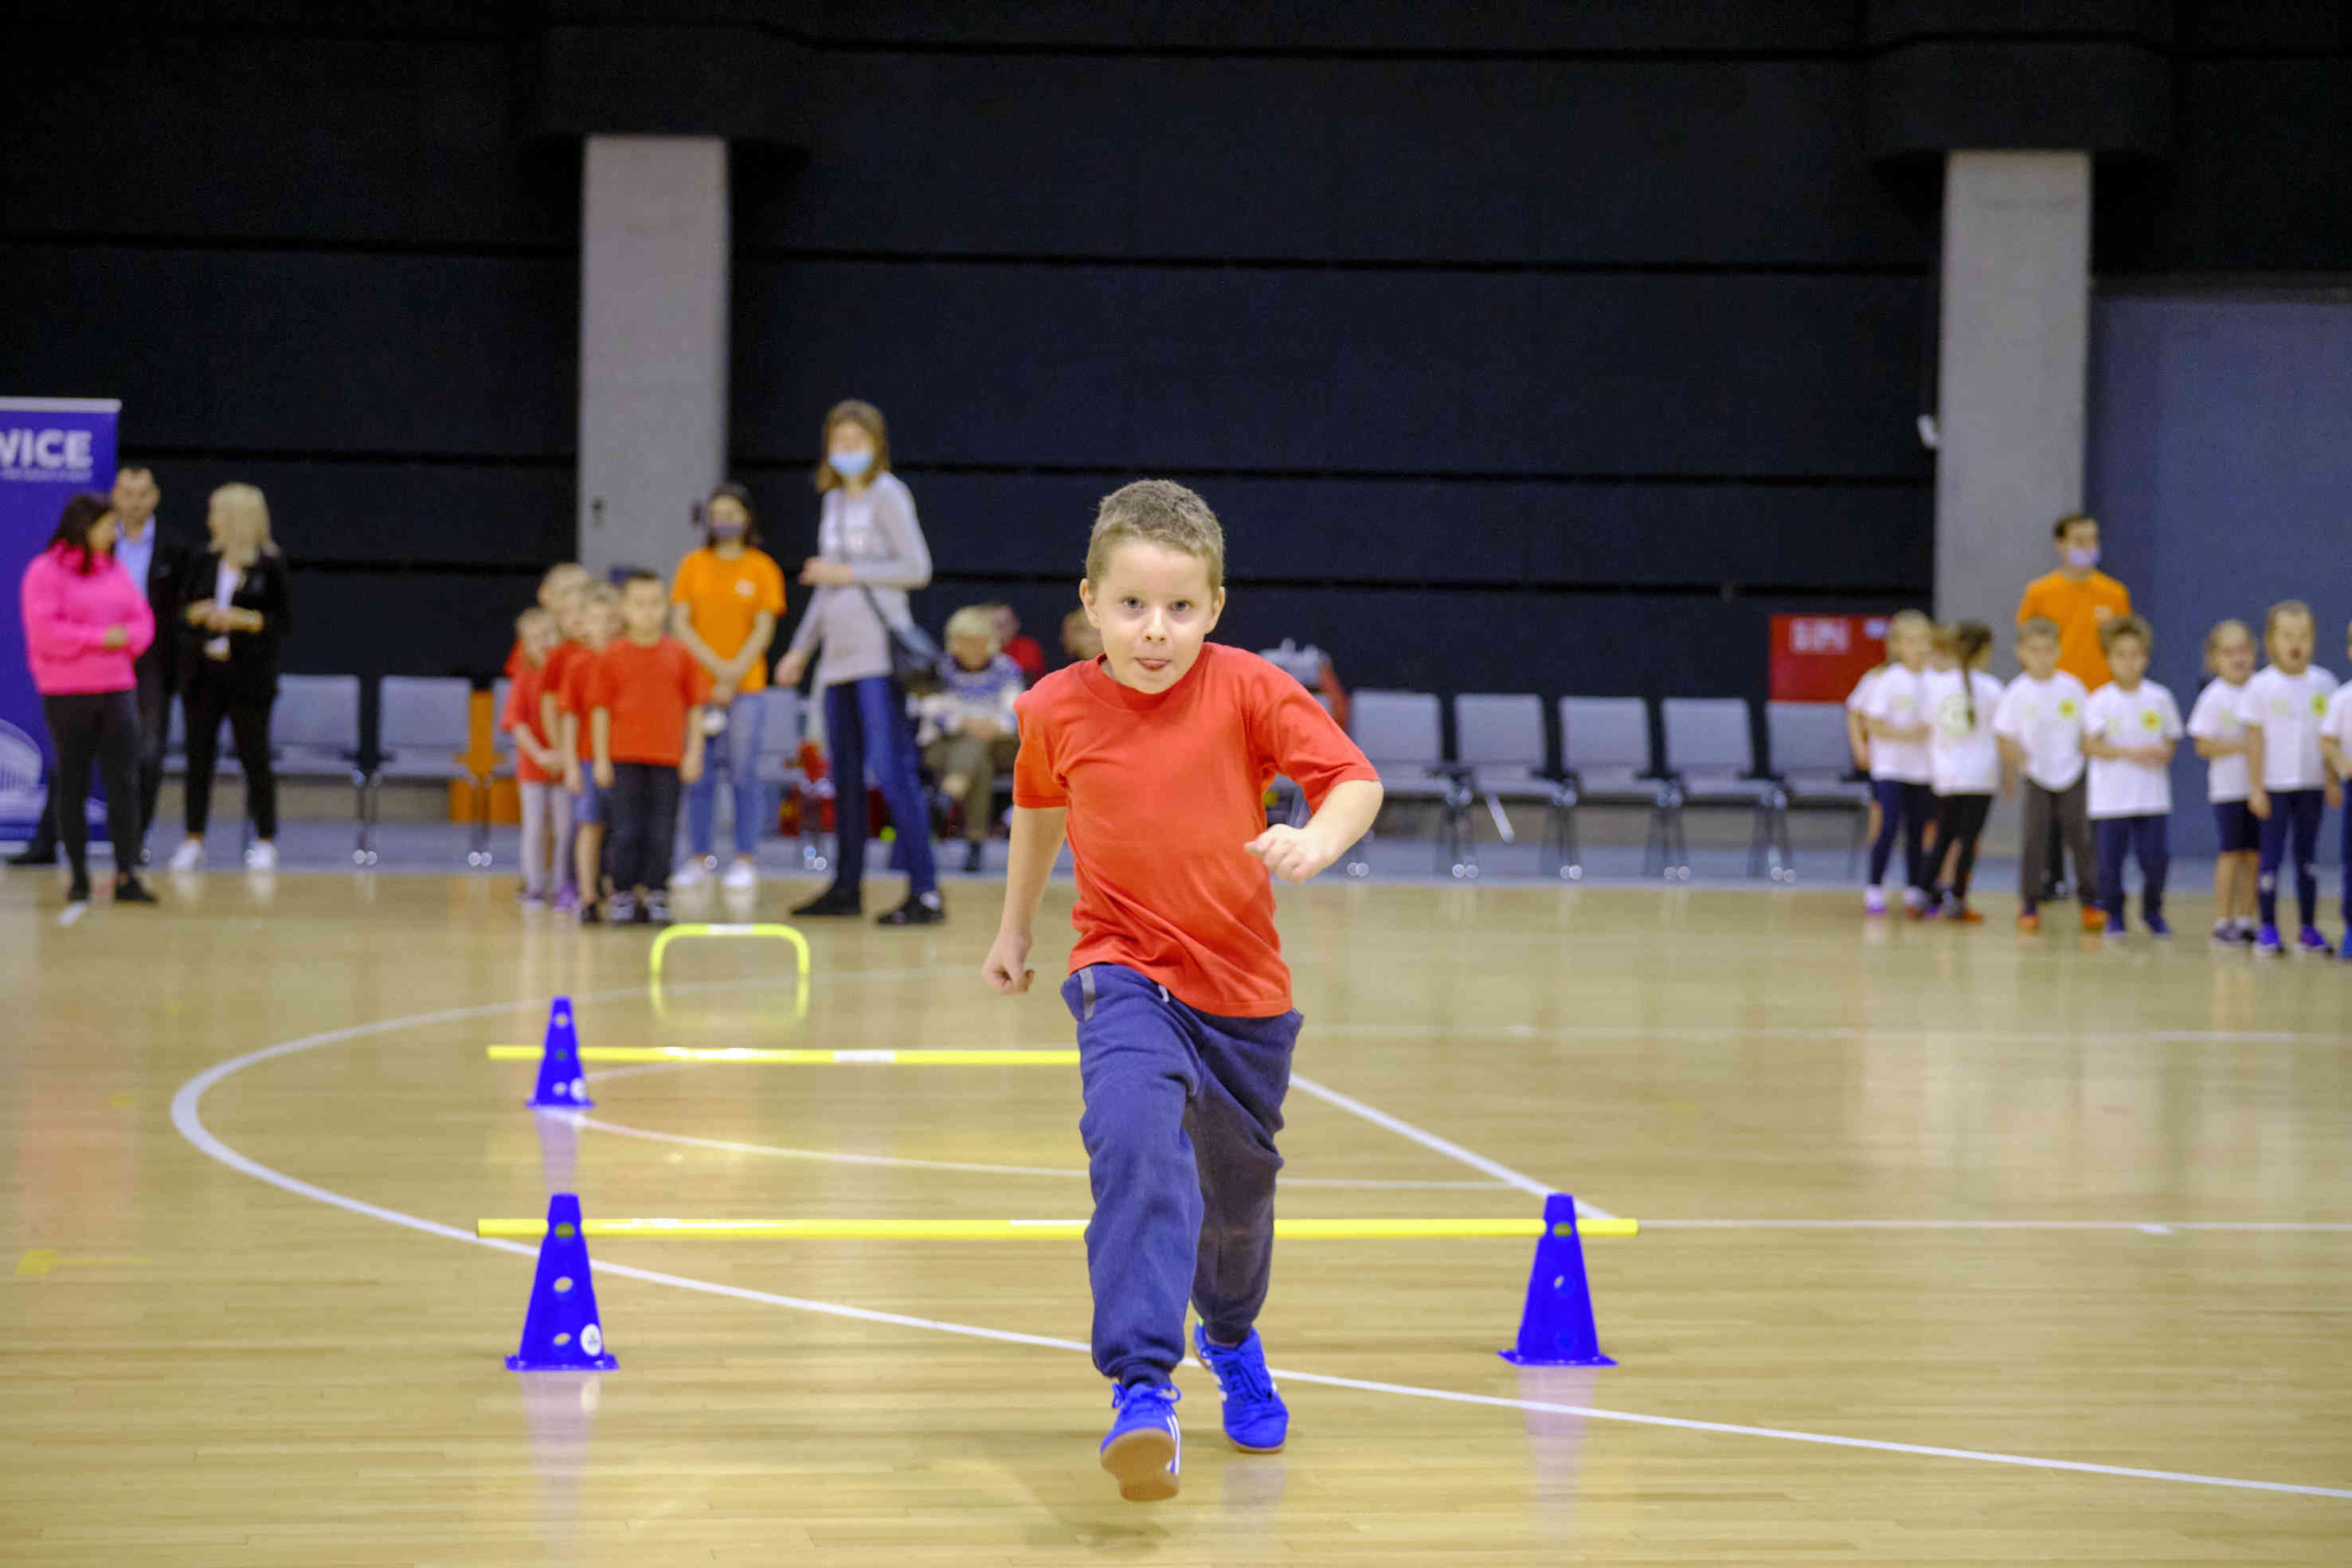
top-left (1013, 643), bottom-right (1379, 1017)
top-left (556, 643), bottom-right (603, 761)
top-left (503, 663), bottom-right (556, 784)
top-left (586, 635), bottom-right (710, 767)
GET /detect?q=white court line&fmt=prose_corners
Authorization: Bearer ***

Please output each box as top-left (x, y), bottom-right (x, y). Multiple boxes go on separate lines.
top-left (170, 1000), bottom-right (2352, 1503)
top-left (56, 902), bottom-right (88, 928)
top-left (1289, 1072), bottom-right (1617, 1219)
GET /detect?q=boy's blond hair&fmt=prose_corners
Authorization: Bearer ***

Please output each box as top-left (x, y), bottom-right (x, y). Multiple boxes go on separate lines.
top-left (2017, 616), bottom-right (2060, 644)
top-left (582, 582), bottom-right (620, 607)
top-left (2097, 612), bottom-right (2152, 654)
top-left (944, 605), bottom-right (1003, 647)
top-left (1086, 480), bottom-right (1224, 592)
top-left (2264, 600), bottom-right (2314, 640)
top-left (516, 606), bottom-right (555, 636)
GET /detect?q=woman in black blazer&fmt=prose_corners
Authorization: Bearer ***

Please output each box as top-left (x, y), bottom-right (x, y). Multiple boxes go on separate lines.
top-left (168, 483), bottom-right (292, 871)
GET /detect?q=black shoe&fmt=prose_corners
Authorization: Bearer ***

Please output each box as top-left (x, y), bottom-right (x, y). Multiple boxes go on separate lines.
top-left (67, 874), bottom-right (92, 904)
top-left (578, 901), bottom-right (603, 925)
top-left (792, 886), bottom-right (863, 917)
top-left (113, 876), bottom-right (158, 905)
top-left (9, 845), bottom-right (57, 868)
top-left (962, 842), bottom-right (985, 874)
top-left (877, 891), bottom-right (945, 926)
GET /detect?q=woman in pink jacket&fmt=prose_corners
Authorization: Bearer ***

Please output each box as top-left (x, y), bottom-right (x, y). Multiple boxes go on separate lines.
top-left (19, 491), bottom-right (158, 905)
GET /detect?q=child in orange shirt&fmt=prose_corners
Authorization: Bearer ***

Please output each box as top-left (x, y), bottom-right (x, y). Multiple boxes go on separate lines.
top-left (983, 481), bottom-right (1383, 1503)
top-left (589, 571), bottom-right (708, 925)
top-left (558, 583), bottom-right (620, 921)
top-left (502, 607), bottom-right (568, 906)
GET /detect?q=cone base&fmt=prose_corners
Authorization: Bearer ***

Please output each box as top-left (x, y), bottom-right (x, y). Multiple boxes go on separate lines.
top-left (1498, 1348), bottom-right (1615, 1367)
top-left (507, 1353), bottom-right (618, 1371)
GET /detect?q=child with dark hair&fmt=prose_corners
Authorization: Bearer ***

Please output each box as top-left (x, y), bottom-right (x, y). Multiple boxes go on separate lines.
top-left (589, 570), bottom-right (707, 925)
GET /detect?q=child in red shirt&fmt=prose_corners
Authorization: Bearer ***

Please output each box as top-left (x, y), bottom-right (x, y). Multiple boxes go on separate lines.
top-left (984, 481), bottom-right (1383, 1503)
top-left (589, 570), bottom-right (708, 924)
top-left (558, 584), bottom-right (619, 920)
top-left (502, 607), bottom-right (567, 905)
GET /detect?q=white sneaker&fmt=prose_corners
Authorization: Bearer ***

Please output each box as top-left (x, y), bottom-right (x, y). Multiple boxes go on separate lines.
top-left (245, 841), bottom-right (277, 870)
top-left (670, 858), bottom-right (712, 889)
top-left (722, 858), bottom-right (757, 891)
top-left (168, 839), bottom-right (205, 872)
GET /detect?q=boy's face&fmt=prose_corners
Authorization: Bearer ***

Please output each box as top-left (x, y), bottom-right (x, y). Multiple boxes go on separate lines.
top-left (2106, 634), bottom-right (2148, 687)
top-left (947, 631), bottom-right (996, 671)
top-left (1892, 624), bottom-right (1928, 669)
top-left (621, 581), bottom-right (667, 640)
top-left (522, 618), bottom-right (559, 661)
top-left (2213, 628), bottom-right (2254, 682)
top-left (2270, 613), bottom-right (2313, 671)
top-left (1079, 542), bottom-right (1224, 694)
top-left (583, 599), bottom-right (620, 647)
top-left (2018, 632), bottom-right (2060, 680)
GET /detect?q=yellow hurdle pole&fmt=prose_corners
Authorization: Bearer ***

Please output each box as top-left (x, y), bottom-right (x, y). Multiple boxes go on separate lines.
top-left (484, 1046), bottom-right (1080, 1065)
top-left (648, 923), bottom-right (813, 1023)
top-left (476, 1217), bottom-right (1639, 1241)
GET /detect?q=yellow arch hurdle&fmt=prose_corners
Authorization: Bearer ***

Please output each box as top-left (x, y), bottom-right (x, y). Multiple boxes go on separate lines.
top-left (647, 922), bottom-right (812, 1022)
top-left (478, 1215), bottom-right (1638, 1241)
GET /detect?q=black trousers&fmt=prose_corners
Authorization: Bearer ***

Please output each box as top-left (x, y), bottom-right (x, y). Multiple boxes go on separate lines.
top-left (604, 762), bottom-right (681, 893)
top-left (1935, 792), bottom-right (1994, 899)
top-left (41, 690), bottom-right (142, 882)
top-left (22, 663), bottom-right (170, 855)
top-left (183, 669), bottom-right (277, 839)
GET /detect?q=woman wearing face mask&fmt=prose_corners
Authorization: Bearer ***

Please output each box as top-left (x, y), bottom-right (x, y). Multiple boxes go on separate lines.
top-left (669, 482), bottom-right (787, 891)
top-left (774, 400), bottom-right (942, 925)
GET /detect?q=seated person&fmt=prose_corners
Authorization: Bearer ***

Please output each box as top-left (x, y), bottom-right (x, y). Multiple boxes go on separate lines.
top-left (918, 605), bottom-right (1025, 873)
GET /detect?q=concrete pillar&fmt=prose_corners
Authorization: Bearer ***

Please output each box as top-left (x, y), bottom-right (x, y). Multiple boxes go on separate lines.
top-left (577, 135), bottom-right (729, 580)
top-left (1931, 151), bottom-right (2091, 643)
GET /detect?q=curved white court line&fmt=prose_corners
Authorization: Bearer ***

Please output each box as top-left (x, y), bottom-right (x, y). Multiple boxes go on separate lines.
top-left (169, 993), bottom-right (2352, 1501)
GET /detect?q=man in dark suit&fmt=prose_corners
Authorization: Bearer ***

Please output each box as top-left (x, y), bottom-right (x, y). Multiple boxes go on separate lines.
top-left (9, 464), bottom-right (187, 867)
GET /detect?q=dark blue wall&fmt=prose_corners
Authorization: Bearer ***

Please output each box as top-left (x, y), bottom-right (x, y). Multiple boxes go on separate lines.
top-left (1, 2), bottom-right (2346, 705)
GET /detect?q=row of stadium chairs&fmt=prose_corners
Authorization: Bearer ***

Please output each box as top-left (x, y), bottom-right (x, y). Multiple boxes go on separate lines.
top-left (1344, 693), bottom-right (1871, 882)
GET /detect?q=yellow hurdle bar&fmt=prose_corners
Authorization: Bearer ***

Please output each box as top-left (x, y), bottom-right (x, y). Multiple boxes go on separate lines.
top-left (485, 1046), bottom-right (1079, 1066)
top-left (648, 923), bottom-right (812, 1023)
top-left (475, 1216), bottom-right (1639, 1241)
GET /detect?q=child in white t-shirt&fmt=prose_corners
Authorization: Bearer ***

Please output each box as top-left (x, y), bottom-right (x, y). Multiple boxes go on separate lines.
top-left (2186, 618), bottom-right (2260, 944)
top-left (1858, 610), bottom-right (1935, 916)
top-left (2082, 616), bottom-right (2182, 940)
top-left (2237, 600), bottom-right (2340, 956)
top-left (1920, 620), bottom-right (2002, 922)
top-left (1992, 616), bottom-right (2101, 932)
top-left (2321, 619), bottom-right (2352, 956)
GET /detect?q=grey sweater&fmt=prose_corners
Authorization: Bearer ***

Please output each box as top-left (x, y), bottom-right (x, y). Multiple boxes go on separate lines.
top-left (784, 472), bottom-right (933, 689)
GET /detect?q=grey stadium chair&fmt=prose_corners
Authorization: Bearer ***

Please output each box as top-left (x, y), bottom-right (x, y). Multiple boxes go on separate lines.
top-left (372, 675), bottom-right (493, 866)
top-left (1452, 693), bottom-right (1574, 877)
top-left (753, 686), bottom-right (829, 873)
top-left (1660, 696), bottom-right (1783, 882)
top-left (1556, 696), bottom-right (1674, 880)
top-left (271, 675), bottom-right (368, 865)
top-left (1764, 701), bottom-right (1873, 878)
top-left (1344, 689), bottom-right (1472, 878)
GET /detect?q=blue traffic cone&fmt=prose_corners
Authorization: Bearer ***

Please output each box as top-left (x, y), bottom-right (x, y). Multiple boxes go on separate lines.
top-left (1500, 1192), bottom-right (1616, 1367)
top-left (529, 996), bottom-right (591, 1109)
top-left (506, 1193), bottom-right (618, 1371)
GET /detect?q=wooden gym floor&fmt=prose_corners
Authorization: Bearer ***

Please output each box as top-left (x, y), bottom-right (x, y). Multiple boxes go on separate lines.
top-left (3, 869), bottom-right (2349, 1564)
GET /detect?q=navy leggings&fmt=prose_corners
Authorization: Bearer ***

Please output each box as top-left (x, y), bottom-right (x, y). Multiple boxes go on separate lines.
top-left (1063, 964), bottom-right (1301, 1389)
top-left (2256, 788), bottom-right (2324, 928)
top-left (2095, 814), bottom-right (2170, 929)
top-left (1869, 780), bottom-right (1933, 891)
top-left (820, 675), bottom-right (937, 897)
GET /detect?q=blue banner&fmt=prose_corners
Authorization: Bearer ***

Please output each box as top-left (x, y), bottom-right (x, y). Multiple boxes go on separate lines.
top-left (1, 397), bottom-right (120, 839)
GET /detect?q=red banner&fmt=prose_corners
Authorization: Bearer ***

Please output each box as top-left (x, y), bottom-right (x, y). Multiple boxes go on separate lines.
top-left (1769, 614), bottom-right (1888, 703)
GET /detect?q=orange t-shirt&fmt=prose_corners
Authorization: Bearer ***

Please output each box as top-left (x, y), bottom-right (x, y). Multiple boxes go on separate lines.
top-left (671, 547), bottom-right (786, 694)
top-left (2017, 569), bottom-right (2131, 689)
top-left (586, 635), bottom-right (710, 767)
top-left (557, 643), bottom-right (604, 761)
top-left (1013, 643), bottom-right (1380, 1017)
top-left (503, 663), bottom-right (557, 784)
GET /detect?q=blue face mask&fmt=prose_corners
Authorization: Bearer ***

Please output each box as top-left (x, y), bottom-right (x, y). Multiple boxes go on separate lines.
top-left (829, 450), bottom-right (872, 479)
top-left (2066, 545), bottom-right (2099, 570)
top-left (710, 521), bottom-right (745, 541)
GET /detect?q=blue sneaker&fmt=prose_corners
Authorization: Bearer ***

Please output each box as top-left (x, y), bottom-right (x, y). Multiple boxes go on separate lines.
top-left (2254, 924), bottom-right (2284, 956)
top-left (1193, 1324), bottom-right (1289, 1453)
top-left (1100, 1382), bottom-right (1181, 1501)
top-left (2296, 925), bottom-right (2334, 957)
top-left (2144, 913), bottom-right (2171, 940)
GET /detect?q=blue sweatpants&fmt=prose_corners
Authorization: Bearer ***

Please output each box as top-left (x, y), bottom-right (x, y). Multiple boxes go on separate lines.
top-left (1062, 963), bottom-right (1301, 1389)
top-left (2094, 814), bottom-right (2169, 929)
top-left (2256, 788), bottom-right (2324, 928)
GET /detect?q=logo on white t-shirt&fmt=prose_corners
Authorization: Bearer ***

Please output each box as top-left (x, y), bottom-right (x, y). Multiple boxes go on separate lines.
top-left (2056, 698), bottom-right (2078, 719)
